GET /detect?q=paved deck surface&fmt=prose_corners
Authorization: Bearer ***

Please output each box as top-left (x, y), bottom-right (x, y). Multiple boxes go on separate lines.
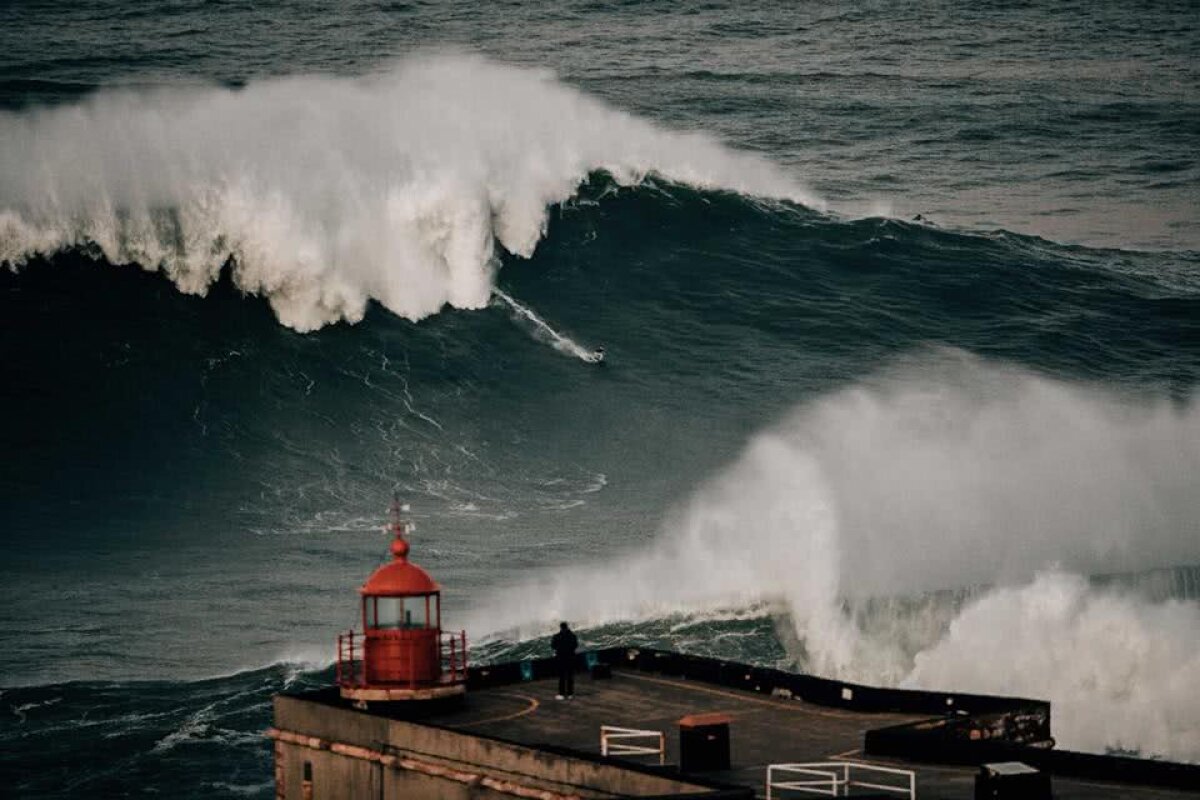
top-left (391, 667), bottom-right (1197, 799)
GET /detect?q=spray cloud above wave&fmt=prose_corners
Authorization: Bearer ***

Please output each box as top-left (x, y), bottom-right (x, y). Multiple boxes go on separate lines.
top-left (470, 353), bottom-right (1200, 759)
top-left (0, 54), bottom-right (816, 331)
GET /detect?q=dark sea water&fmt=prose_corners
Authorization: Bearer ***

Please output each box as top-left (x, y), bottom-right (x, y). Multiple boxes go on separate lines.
top-left (2, 1), bottom-right (1199, 795)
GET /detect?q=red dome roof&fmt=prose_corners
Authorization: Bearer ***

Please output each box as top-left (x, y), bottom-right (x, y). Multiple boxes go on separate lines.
top-left (360, 526), bottom-right (440, 596)
top-left (360, 559), bottom-right (439, 596)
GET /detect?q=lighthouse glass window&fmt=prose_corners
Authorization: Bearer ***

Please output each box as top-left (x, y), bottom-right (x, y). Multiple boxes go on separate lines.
top-left (371, 596), bottom-right (430, 629)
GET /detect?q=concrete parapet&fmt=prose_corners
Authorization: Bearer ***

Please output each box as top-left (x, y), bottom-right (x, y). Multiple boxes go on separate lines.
top-left (270, 693), bottom-right (731, 799)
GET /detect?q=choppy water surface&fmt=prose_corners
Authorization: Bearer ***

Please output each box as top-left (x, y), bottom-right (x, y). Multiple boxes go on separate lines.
top-left (1, 2), bottom-right (1198, 795)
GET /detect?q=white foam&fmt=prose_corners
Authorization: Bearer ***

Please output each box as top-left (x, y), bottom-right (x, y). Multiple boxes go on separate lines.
top-left (201, 645), bottom-right (333, 683)
top-left (11, 696), bottom-right (62, 724)
top-left (0, 54), bottom-right (816, 331)
top-left (905, 570), bottom-right (1200, 761)
top-left (468, 352), bottom-right (1200, 758)
top-left (152, 702), bottom-right (216, 754)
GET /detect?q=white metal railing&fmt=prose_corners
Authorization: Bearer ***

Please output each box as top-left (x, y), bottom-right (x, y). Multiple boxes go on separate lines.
top-left (766, 762), bottom-right (915, 799)
top-left (600, 725), bottom-right (666, 766)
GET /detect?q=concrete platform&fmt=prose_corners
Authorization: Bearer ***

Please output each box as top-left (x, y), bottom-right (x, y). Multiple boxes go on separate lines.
top-left (380, 667), bottom-right (1197, 799)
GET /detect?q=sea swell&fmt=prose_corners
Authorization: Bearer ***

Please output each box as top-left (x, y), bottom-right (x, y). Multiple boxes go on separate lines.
top-left (0, 661), bottom-right (328, 798)
top-left (3, 1), bottom-right (1199, 796)
top-left (3, 47), bottom-right (1200, 785)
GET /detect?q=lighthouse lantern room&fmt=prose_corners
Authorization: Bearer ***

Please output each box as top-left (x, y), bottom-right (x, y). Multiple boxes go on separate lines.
top-left (336, 500), bottom-right (467, 704)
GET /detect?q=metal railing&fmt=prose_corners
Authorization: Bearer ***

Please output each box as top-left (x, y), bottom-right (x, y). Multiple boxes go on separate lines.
top-left (766, 762), bottom-right (915, 799)
top-left (336, 629), bottom-right (468, 688)
top-left (335, 629), bottom-right (361, 686)
top-left (600, 726), bottom-right (666, 766)
top-left (441, 630), bottom-right (468, 684)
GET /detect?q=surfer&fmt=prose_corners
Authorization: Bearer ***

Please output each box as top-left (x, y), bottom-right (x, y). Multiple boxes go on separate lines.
top-left (589, 347), bottom-right (606, 364)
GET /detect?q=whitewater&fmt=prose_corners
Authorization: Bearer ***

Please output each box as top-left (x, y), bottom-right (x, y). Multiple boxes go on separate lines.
top-left (2, 5), bottom-right (1198, 795)
top-left (0, 54), bottom-right (817, 331)
top-left (468, 353), bottom-right (1200, 761)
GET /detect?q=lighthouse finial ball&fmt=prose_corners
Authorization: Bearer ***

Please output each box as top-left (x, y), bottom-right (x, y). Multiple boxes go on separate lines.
top-left (390, 532), bottom-right (410, 561)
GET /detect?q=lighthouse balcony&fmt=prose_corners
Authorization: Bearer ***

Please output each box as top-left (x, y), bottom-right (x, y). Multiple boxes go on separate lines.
top-left (335, 629), bottom-right (467, 702)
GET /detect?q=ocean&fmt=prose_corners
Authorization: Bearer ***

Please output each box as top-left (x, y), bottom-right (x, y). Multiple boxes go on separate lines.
top-left (1, 1), bottom-right (1198, 795)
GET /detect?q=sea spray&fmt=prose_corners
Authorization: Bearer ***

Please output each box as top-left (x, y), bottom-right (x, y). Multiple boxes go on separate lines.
top-left (469, 352), bottom-right (1200, 758)
top-left (0, 54), bottom-right (817, 331)
top-left (904, 571), bottom-right (1200, 762)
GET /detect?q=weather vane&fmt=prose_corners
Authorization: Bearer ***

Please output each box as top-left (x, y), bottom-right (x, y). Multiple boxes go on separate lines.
top-left (387, 492), bottom-right (414, 539)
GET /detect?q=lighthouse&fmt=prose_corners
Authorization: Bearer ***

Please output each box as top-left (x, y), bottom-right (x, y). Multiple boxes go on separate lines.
top-left (335, 499), bottom-right (467, 705)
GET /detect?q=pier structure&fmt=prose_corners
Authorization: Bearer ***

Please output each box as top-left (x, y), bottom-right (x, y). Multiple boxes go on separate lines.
top-left (270, 505), bottom-right (1200, 798)
top-left (269, 648), bottom-right (1200, 799)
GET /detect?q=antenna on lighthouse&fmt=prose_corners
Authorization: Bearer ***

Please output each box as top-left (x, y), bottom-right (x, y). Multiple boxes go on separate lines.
top-left (384, 493), bottom-right (415, 562)
top-left (387, 493), bottom-right (414, 538)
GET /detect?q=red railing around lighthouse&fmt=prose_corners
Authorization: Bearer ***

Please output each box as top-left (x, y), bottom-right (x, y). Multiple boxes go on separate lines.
top-left (336, 629), bottom-right (468, 689)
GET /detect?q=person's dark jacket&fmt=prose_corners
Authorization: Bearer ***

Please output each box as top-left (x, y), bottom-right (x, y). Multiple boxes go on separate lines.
top-left (551, 628), bottom-right (578, 662)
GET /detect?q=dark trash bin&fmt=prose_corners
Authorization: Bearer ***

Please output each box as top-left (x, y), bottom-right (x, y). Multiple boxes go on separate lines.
top-left (678, 713), bottom-right (732, 772)
top-left (975, 761), bottom-right (1051, 800)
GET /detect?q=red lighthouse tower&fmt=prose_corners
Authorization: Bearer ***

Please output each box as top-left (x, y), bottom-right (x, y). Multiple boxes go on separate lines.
top-left (336, 500), bottom-right (467, 704)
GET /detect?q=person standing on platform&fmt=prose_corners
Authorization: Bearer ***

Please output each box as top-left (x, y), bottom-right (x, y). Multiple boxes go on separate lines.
top-left (551, 621), bottom-right (578, 700)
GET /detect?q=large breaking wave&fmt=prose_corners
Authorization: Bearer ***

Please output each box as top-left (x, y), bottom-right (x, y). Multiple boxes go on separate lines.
top-left (470, 353), bottom-right (1200, 761)
top-left (0, 54), bottom-right (816, 331)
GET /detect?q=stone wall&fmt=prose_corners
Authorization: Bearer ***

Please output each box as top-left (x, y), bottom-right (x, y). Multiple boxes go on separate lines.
top-left (270, 694), bottom-right (723, 800)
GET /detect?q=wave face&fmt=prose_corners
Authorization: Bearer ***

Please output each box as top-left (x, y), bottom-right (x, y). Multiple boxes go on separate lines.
top-left (0, 55), bottom-right (813, 330)
top-left (3, 2), bottom-right (1200, 796)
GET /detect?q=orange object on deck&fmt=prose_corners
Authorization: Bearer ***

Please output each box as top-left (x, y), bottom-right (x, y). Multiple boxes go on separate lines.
top-left (678, 713), bottom-right (734, 728)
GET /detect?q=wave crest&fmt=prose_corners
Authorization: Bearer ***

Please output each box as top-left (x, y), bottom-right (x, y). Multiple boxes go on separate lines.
top-left (0, 54), bottom-right (816, 330)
